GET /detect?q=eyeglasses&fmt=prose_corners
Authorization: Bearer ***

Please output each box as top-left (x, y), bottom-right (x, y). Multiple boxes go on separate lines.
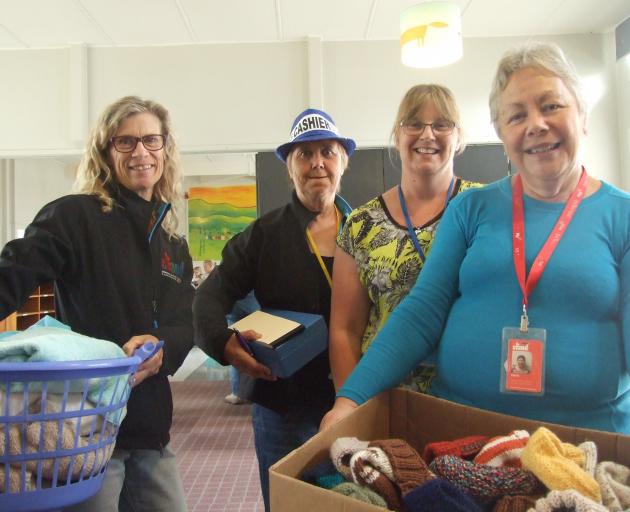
top-left (109, 134), bottom-right (166, 153)
top-left (400, 119), bottom-right (456, 135)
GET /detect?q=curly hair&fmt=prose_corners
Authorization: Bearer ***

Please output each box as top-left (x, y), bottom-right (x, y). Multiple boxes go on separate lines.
top-left (74, 96), bottom-right (184, 237)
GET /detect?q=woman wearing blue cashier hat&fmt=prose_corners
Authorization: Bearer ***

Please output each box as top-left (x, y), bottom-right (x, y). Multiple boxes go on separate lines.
top-left (194, 108), bottom-right (355, 511)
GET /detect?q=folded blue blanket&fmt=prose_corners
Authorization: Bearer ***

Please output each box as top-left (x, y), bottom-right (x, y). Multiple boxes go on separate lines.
top-left (0, 316), bottom-right (128, 425)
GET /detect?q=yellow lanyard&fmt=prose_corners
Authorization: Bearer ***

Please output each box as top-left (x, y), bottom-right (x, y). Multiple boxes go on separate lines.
top-left (305, 207), bottom-right (340, 289)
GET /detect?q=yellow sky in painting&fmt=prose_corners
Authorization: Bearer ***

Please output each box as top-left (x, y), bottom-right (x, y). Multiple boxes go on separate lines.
top-left (189, 186), bottom-right (256, 208)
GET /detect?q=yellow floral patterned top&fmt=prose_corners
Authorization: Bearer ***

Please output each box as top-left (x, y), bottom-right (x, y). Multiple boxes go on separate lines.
top-left (337, 178), bottom-right (482, 390)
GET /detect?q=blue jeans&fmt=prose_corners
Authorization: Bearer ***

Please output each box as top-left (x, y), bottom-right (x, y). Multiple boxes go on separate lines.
top-left (65, 445), bottom-right (187, 512)
top-left (230, 366), bottom-right (240, 396)
top-left (252, 403), bottom-right (325, 512)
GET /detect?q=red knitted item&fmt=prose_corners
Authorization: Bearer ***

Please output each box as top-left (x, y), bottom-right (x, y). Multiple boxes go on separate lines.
top-left (423, 435), bottom-right (490, 464)
top-left (474, 430), bottom-right (529, 468)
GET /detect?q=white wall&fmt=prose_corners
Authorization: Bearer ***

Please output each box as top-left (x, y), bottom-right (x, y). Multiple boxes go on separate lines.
top-left (0, 31), bottom-right (625, 235)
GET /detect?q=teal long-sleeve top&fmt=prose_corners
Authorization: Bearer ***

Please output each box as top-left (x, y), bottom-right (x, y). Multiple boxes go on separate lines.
top-left (338, 176), bottom-right (630, 433)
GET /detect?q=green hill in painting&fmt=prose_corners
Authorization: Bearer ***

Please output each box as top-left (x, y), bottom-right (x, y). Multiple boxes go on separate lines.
top-left (188, 199), bottom-right (257, 260)
top-left (188, 199), bottom-right (255, 219)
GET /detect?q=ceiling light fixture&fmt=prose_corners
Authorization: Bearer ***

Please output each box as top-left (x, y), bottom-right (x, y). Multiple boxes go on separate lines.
top-left (400, 1), bottom-right (463, 68)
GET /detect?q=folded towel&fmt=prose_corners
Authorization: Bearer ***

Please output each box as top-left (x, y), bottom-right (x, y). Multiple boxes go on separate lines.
top-left (0, 317), bottom-right (128, 425)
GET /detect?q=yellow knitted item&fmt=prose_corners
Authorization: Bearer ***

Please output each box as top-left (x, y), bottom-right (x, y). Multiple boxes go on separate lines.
top-left (521, 427), bottom-right (601, 503)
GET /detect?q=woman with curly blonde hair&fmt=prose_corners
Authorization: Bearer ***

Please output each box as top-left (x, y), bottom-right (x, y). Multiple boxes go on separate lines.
top-left (1, 95), bottom-right (193, 511)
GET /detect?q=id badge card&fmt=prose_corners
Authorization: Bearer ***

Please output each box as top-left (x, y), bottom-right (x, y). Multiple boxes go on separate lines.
top-left (500, 326), bottom-right (546, 395)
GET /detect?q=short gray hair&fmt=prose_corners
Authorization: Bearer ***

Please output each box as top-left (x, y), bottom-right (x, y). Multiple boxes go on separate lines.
top-left (489, 42), bottom-right (586, 134)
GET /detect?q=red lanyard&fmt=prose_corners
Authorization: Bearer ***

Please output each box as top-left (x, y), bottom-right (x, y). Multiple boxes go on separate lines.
top-left (512, 168), bottom-right (588, 312)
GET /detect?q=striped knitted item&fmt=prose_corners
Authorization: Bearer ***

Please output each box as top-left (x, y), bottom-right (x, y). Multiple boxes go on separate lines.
top-left (350, 446), bottom-right (402, 511)
top-left (578, 441), bottom-right (597, 476)
top-left (595, 461), bottom-right (630, 511)
top-left (330, 437), bottom-right (369, 481)
top-left (429, 455), bottom-right (542, 501)
top-left (369, 438), bottom-right (435, 496)
top-left (473, 430), bottom-right (529, 468)
top-left (423, 435), bottom-right (489, 464)
top-left (527, 489), bottom-right (608, 512)
top-left (521, 427), bottom-right (601, 503)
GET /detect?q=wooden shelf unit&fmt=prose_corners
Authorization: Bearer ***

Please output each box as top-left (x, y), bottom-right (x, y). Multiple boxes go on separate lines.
top-left (1, 283), bottom-right (56, 332)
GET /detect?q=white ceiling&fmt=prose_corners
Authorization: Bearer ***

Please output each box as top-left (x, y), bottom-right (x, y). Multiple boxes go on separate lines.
top-left (0, 0), bottom-right (628, 49)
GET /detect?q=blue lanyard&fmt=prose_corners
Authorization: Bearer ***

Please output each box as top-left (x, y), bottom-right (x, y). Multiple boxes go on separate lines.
top-left (398, 177), bottom-right (456, 262)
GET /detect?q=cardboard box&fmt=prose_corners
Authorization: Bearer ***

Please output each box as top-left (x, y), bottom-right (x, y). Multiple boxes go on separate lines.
top-left (248, 309), bottom-right (327, 379)
top-left (270, 388), bottom-right (630, 512)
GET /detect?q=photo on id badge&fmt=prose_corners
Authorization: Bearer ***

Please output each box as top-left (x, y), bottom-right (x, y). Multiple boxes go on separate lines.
top-left (505, 338), bottom-right (543, 394)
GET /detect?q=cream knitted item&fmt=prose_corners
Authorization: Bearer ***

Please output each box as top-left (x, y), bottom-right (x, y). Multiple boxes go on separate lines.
top-left (330, 437), bottom-right (369, 481)
top-left (595, 461), bottom-right (630, 511)
top-left (521, 427), bottom-right (601, 503)
top-left (526, 489), bottom-right (607, 512)
top-left (350, 446), bottom-right (402, 511)
top-left (0, 425), bottom-right (34, 493)
top-left (578, 441), bottom-right (597, 476)
top-left (474, 430), bottom-right (530, 468)
top-left (25, 421), bottom-right (114, 480)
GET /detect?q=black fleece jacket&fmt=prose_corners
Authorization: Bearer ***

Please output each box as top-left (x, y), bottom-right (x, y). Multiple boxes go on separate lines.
top-left (0, 186), bottom-right (194, 450)
top-left (193, 191), bottom-right (351, 414)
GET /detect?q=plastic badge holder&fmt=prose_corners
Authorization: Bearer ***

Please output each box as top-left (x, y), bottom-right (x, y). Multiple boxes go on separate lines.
top-left (247, 309), bottom-right (327, 379)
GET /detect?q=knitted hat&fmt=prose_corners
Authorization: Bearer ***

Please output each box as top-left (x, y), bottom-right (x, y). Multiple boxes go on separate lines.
top-left (403, 478), bottom-right (483, 512)
top-left (527, 489), bottom-right (608, 512)
top-left (521, 427), bottom-right (601, 503)
top-left (493, 495), bottom-right (538, 512)
top-left (369, 438), bottom-right (435, 496)
top-left (429, 455), bottom-right (541, 501)
top-left (301, 459), bottom-right (345, 489)
top-left (474, 430), bottom-right (530, 468)
top-left (595, 461), bottom-right (630, 511)
top-left (275, 108), bottom-right (356, 163)
top-left (423, 435), bottom-right (489, 464)
top-left (330, 437), bottom-right (369, 480)
top-left (332, 482), bottom-right (388, 508)
top-left (350, 446), bottom-right (402, 510)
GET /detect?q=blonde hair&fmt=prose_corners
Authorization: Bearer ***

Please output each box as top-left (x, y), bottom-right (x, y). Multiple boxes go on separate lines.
top-left (391, 84), bottom-right (465, 154)
top-left (489, 42), bottom-right (586, 134)
top-left (74, 96), bottom-right (184, 237)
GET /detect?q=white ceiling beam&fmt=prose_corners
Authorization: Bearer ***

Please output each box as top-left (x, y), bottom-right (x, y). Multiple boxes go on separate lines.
top-left (174, 0), bottom-right (198, 42)
top-left (364, 0), bottom-right (379, 39)
top-left (275, 0), bottom-right (284, 40)
top-left (74, 0), bottom-right (115, 45)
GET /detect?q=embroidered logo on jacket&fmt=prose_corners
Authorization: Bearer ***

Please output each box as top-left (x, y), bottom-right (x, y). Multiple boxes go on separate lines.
top-left (161, 251), bottom-right (184, 284)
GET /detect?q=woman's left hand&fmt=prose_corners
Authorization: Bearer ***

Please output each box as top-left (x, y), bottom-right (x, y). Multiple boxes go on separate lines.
top-left (123, 334), bottom-right (163, 387)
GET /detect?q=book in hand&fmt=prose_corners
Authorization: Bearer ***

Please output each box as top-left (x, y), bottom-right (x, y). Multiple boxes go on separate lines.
top-left (229, 310), bottom-right (305, 347)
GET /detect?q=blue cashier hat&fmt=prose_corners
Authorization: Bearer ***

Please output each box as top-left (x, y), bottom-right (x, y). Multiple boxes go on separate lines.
top-left (275, 108), bottom-right (356, 163)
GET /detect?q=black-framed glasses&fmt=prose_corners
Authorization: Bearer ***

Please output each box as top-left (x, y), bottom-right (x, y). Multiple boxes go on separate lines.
top-left (109, 134), bottom-right (166, 153)
top-left (400, 119), bottom-right (456, 136)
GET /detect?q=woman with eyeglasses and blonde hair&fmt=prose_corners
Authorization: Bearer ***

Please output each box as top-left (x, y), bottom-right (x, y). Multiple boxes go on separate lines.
top-left (329, 84), bottom-right (480, 393)
top-left (0, 95), bottom-right (193, 511)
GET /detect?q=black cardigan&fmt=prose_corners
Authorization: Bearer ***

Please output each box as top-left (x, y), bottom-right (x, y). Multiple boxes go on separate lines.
top-left (193, 191), bottom-right (351, 414)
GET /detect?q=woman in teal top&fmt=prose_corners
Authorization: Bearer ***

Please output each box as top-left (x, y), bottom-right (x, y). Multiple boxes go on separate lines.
top-left (322, 43), bottom-right (630, 434)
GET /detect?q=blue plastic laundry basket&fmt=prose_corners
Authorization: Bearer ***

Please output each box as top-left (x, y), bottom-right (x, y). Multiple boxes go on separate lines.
top-left (0, 341), bottom-right (162, 512)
